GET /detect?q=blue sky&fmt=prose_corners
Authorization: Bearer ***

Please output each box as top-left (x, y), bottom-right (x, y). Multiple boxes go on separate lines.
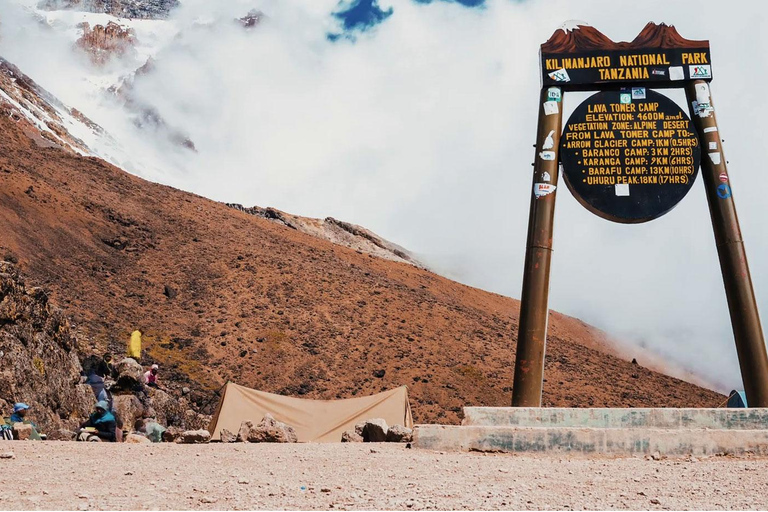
top-left (331, 0), bottom-right (485, 39)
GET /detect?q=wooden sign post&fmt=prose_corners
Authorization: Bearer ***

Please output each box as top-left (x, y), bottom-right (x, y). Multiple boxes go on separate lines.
top-left (512, 22), bottom-right (768, 407)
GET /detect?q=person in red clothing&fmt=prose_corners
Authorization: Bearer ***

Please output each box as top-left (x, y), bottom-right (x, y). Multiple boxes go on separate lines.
top-left (143, 364), bottom-right (159, 388)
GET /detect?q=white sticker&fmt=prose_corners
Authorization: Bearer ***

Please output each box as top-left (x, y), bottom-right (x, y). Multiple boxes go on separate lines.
top-left (542, 171), bottom-right (551, 182)
top-left (669, 66), bottom-right (684, 80)
top-left (692, 100), bottom-right (713, 118)
top-left (543, 100), bottom-right (559, 116)
top-left (547, 87), bottom-right (561, 102)
top-left (631, 87), bottom-right (646, 100)
top-left (689, 65), bottom-right (712, 79)
top-left (615, 183), bottom-right (630, 197)
top-left (708, 141), bottom-right (718, 150)
top-left (539, 151), bottom-right (556, 161)
top-left (709, 152), bottom-right (722, 165)
top-left (533, 183), bottom-right (556, 198)
top-left (542, 130), bottom-right (555, 150)
top-left (695, 82), bottom-right (710, 104)
top-left (548, 68), bottom-right (570, 82)
top-left (703, 126), bottom-right (718, 133)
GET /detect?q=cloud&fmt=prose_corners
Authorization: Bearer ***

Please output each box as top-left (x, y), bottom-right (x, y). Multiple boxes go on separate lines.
top-left (2, 0), bottom-right (767, 393)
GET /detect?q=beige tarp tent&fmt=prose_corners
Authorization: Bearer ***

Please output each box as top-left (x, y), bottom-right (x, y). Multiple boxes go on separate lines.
top-left (208, 383), bottom-right (413, 443)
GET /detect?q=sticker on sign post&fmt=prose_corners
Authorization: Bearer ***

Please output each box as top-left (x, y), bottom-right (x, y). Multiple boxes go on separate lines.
top-left (543, 101), bottom-right (559, 115)
top-left (717, 183), bottom-right (731, 199)
top-left (539, 151), bottom-right (556, 161)
top-left (547, 87), bottom-right (562, 102)
top-left (533, 183), bottom-right (556, 198)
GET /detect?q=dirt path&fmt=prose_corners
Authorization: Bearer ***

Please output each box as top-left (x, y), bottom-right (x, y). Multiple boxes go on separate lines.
top-left (0, 442), bottom-right (766, 510)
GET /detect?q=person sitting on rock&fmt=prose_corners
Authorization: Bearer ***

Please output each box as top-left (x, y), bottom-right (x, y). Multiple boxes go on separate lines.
top-left (143, 364), bottom-right (160, 388)
top-left (134, 418), bottom-right (166, 443)
top-left (7, 403), bottom-right (44, 440)
top-left (77, 401), bottom-right (117, 442)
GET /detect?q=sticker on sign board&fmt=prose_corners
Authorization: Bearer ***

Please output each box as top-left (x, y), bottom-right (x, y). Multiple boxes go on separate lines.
top-left (548, 68), bottom-right (570, 82)
top-left (539, 151), bottom-right (556, 161)
top-left (651, 69), bottom-right (666, 76)
top-left (543, 101), bottom-right (559, 116)
top-left (719, 172), bottom-right (728, 182)
top-left (709, 152), bottom-right (722, 165)
top-left (547, 87), bottom-right (561, 102)
top-left (669, 66), bottom-right (684, 80)
top-left (542, 130), bottom-right (555, 150)
top-left (533, 183), bottom-right (556, 198)
top-left (708, 141), bottom-right (718, 150)
top-left (619, 93), bottom-right (631, 104)
top-left (703, 126), bottom-right (718, 133)
top-left (542, 171), bottom-right (551, 182)
top-left (717, 183), bottom-right (731, 199)
top-left (690, 65), bottom-right (712, 79)
top-left (631, 87), bottom-right (646, 100)
top-left (615, 183), bottom-right (630, 197)
top-left (695, 83), bottom-right (711, 104)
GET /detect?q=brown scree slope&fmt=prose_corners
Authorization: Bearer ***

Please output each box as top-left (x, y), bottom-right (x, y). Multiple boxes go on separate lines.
top-left (0, 117), bottom-right (723, 423)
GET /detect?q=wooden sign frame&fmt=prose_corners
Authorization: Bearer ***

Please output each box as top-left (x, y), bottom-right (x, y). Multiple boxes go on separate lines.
top-left (511, 22), bottom-right (768, 408)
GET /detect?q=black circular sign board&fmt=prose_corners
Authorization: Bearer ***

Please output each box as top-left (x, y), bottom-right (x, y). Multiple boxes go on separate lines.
top-left (560, 89), bottom-right (700, 223)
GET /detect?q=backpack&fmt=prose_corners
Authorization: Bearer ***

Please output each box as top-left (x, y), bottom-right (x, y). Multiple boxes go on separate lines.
top-left (0, 424), bottom-right (13, 441)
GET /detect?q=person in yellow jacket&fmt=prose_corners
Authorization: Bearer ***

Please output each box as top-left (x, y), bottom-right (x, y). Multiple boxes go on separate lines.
top-left (128, 330), bottom-right (141, 360)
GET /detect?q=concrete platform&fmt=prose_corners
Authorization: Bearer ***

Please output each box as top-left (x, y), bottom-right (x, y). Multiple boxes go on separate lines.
top-left (413, 408), bottom-right (768, 456)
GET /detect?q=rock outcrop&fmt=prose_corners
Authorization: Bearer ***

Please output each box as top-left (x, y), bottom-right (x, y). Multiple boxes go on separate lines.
top-left (39, 0), bottom-right (179, 19)
top-left (76, 21), bottom-right (137, 65)
top-left (225, 204), bottom-right (424, 268)
top-left (0, 261), bottom-right (92, 433)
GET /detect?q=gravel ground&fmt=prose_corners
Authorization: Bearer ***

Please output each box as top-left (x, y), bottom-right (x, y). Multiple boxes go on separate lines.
top-left (1, 442), bottom-right (767, 510)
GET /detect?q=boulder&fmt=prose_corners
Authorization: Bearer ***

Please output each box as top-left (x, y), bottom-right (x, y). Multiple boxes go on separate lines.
top-left (341, 430), bottom-right (363, 443)
top-left (112, 394), bottom-right (144, 430)
top-left (48, 429), bottom-right (77, 441)
top-left (147, 388), bottom-right (187, 428)
top-left (174, 429), bottom-right (210, 444)
top-left (385, 425), bottom-right (413, 443)
top-left (125, 433), bottom-right (151, 444)
top-left (12, 423), bottom-right (32, 441)
top-left (362, 418), bottom-right (388, 442)
top-left (246, 414), bottom-right (297, 443)
top-left (113, 358), bottom-right (144, 390)
top-left (354, 423), bottom-right (365, 437)
top-left (183, 409), bottom-right (211, 431)
top-left (237, 421), bottom-right (253, 442)
top-left (162, 426), bottom-right (184, 443)
top-left (220, 429), bottom-right (237, 443)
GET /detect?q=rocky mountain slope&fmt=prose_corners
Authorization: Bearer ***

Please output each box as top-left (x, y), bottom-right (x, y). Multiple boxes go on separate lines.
top-left (0, 108), bottom-right (725, 423)
top-left (0, 261), bottom-right (93, 434)
top-left (38, 0), bottom-right (178, 19)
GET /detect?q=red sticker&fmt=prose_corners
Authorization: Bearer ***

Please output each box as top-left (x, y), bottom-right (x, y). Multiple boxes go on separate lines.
top-left (719, 172), bottom-right (728, 182)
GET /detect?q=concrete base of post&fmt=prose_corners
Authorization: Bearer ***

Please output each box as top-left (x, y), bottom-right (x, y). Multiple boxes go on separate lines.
top-left (412, 407), bottom-right (768, 457)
